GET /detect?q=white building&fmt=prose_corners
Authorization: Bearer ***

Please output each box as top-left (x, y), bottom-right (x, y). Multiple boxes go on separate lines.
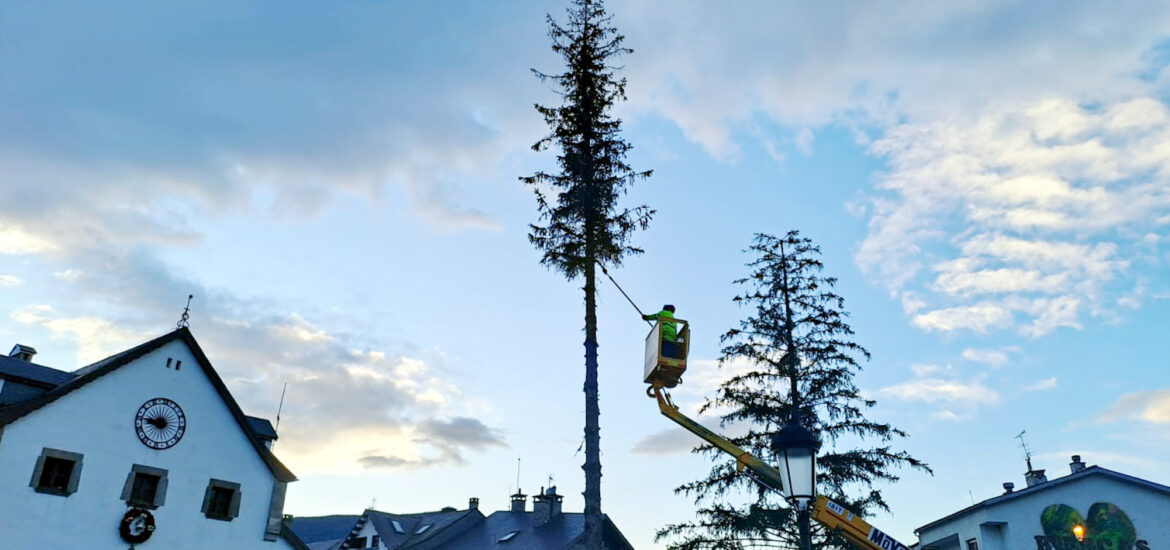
top-left (0, 328), bottom-right (309, 549)
top-left (915, 456), bottom-right (1169, 550)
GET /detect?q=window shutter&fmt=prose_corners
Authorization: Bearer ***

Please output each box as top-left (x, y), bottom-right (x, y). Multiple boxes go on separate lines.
top-left (28, 454), bottom-right (47, 489)
top-left (66, 457), bottom-right (83, 493)
top-left (120, 470), bottom-right (135, 501)
top-left (154, 473), bottom-right (168, 507)
top-left (229, 487), bottom-right (242, 518)
top-left (201, 484), bottom-right (215, 514)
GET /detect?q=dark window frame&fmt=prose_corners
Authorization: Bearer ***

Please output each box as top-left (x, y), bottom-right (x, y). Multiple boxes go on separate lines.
top-left (29, 447), bottom-right (83, 496)
top-left (121, 464), bottom-right (168, 509)
top-left (201, 478), bottom-right (242, 521)
top-left (967, 538), bottom-right (979, 550)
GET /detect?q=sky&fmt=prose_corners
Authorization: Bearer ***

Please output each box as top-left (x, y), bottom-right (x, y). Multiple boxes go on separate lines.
top-left (2, 1), bottom-right (1169, 547)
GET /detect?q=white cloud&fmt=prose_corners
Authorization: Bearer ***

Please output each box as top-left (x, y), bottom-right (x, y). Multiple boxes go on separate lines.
top-left (961, 347), bottom-right (1014, 368)
top-left (631, 427), bottom-right (701, 456)
top-left (912, 303), bottom-right (1013, 333)
top-left (1096, 389), bottom-right (1170, 424)
top-left (0, 274), bottom-right (22, 286)
top-left (12, 305), bottom-right (153, 364)
top-left (0, 225), bottom-right (57, 255)
top-left (1025, 377), bottom-right (1058, 392)
top-left (860, 96), bottom-right (1168, 336)
top-left (879, 377), bottom-right (1001, 406)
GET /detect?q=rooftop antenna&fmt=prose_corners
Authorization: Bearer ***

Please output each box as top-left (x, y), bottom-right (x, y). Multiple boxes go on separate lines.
top-left (176, 294), bottom-right (194, 328)
top-left (968, 490), bottom-right (975, 505)
top-left (275, 382), bottom-right (288, 432)
top-left (516, 458), bottom-right (522, 492)
top-left (1016, 430), bottom-right (1034, 471)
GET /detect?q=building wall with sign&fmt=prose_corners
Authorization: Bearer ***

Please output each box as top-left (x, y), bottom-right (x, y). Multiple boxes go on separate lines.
top-left (0, 330), bottom-right (306, 549)
top-left (915, 461), bottom-right (1170, 550)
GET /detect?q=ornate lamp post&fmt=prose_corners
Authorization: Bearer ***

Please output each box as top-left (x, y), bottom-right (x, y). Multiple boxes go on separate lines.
top-left (772, 414), bottom-right (821, 550)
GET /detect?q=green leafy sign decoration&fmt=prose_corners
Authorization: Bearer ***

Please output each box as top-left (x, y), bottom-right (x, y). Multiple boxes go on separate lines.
top-left (1037, 503), bottom-right (1149, 550)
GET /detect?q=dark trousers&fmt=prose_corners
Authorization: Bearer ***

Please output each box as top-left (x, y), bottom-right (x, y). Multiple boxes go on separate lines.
top-left (661, 340), bottom-right (681, 359)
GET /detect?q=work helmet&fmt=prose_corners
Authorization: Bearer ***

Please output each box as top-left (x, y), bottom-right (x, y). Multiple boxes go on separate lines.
top-left (664, 304), bottom-right (675, 312)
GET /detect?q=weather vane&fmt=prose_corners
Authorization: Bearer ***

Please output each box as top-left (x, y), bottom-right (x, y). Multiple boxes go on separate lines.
top-left (176, 294), bottom-right (194, 328)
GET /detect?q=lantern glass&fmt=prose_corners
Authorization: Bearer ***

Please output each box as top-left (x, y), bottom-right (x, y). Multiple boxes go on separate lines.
top-left (779, 447), bottom-right (817, 507)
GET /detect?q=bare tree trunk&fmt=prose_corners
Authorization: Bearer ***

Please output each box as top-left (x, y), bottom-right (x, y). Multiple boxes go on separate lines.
top-left (582, 258), bottom-right (603, 550)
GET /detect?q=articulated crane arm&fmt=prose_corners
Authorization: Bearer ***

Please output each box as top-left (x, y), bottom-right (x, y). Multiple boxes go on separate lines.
top-left (653, 389), bottom-right (910, 550)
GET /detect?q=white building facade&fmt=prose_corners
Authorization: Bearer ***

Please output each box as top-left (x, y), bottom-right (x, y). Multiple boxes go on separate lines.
top-left (915, 457), bottom-right (1169, 550)
top-left (0, 328), bottom-right (307, 549)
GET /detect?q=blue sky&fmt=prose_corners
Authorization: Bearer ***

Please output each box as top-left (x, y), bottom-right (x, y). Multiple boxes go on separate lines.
top-left (2, 1), bottom-right (1169, 547)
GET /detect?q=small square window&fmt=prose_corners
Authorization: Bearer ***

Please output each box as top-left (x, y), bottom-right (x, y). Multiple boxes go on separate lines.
top-left (29, 448), bottom-right (83, 496)
top-left (121, 464), bottom-right (168, 509)
top-left (130, 473), bottom-right (161, 505)
top-left (208, 486), bottom-right (233, 515)
top-left (967, 539), bottom-right (979, 550)
top-left (201, 479), bottom-right (242, 521)
top-left (372, 535), bottom-right (380, 548)
top-left (39, 457), bottom-right (74, 492)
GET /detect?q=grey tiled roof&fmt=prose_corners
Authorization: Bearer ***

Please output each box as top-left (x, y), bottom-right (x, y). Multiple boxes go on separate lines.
top-left (440, 511), bottom-right (584, 550)
top-left (0, 354), bottom-right (75, 387)
top-left (289, 515), bottom-right (361, 544)
top-left (291, 508), bottom-right (635, 550)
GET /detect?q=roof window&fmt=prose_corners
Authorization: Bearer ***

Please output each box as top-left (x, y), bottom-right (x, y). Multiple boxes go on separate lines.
top-left (498, 531), bottom-right (520, 543)
top-left (391, 520), bottom-right (404, 533)
top-left (415, 523), bottom-right (432, 534)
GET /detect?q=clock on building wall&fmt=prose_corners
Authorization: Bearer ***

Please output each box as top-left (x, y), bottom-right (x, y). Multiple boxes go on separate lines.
top-left (134, 398), bottom-right (186, 449)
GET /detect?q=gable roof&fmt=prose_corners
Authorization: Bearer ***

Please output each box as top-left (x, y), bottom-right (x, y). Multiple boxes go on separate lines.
top-left (915, 465), bottom-right (1170, 534)
top-left (0, 327), bottom-right (296, 482)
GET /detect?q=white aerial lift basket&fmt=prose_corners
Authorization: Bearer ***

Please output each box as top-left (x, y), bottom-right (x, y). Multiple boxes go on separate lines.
top-left (643, 317), bottom-right (689, 389)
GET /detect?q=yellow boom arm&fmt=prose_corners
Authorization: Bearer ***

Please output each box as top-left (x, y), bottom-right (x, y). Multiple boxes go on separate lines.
top-left (654, 389), bottom-right (910, 550)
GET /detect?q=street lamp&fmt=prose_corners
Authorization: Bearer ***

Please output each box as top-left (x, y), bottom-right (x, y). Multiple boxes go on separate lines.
top-left (1072, 524), bottom-right (1086, 542)
top-left (772, 414), bottom-right (822, 550)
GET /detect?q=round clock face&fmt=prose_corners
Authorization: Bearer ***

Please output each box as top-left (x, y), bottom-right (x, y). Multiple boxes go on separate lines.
top-left (134, 398), bottom-right (186, 449)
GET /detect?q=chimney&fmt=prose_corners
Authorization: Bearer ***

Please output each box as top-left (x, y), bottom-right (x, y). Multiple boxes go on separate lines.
top-left (1024, 468), bottom-right (1047, 488)
top-left (1002, 482), bottom-right (1014, 494)
top-left (1070, 455), bottom-right (1086, 474)
top-left (510, 490), bottom-right (527, 513)
top-left (9, 344), bottom-right (36, 362)
top-left (468, 497), bottom-right (479, 510)
top-left (532, 486), bottom-right (563, 527)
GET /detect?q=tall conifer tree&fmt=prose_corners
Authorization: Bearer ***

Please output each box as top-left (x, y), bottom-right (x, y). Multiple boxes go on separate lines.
top-left (522, 1), bottom-right (652, 547)
top-left (658, 232), bottom-right (929, 550)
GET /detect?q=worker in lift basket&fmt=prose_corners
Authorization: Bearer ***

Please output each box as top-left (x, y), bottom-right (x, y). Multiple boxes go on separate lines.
top-left (642, 304), bottom-right (680, 358)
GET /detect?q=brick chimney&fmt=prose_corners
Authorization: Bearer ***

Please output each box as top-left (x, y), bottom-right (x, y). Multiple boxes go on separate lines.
top-left (1070, 455), bottom-right (1086, 474)
top-left (468, 497), bottom-right (479, 510)
top-left (510, 490), bottom-right (527, 513)
top-left (532, 486), bottom-right (563, 526)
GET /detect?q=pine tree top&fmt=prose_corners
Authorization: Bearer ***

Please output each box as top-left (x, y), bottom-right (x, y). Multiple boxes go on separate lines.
top-left (521, 0), bottom-right (652, 279)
